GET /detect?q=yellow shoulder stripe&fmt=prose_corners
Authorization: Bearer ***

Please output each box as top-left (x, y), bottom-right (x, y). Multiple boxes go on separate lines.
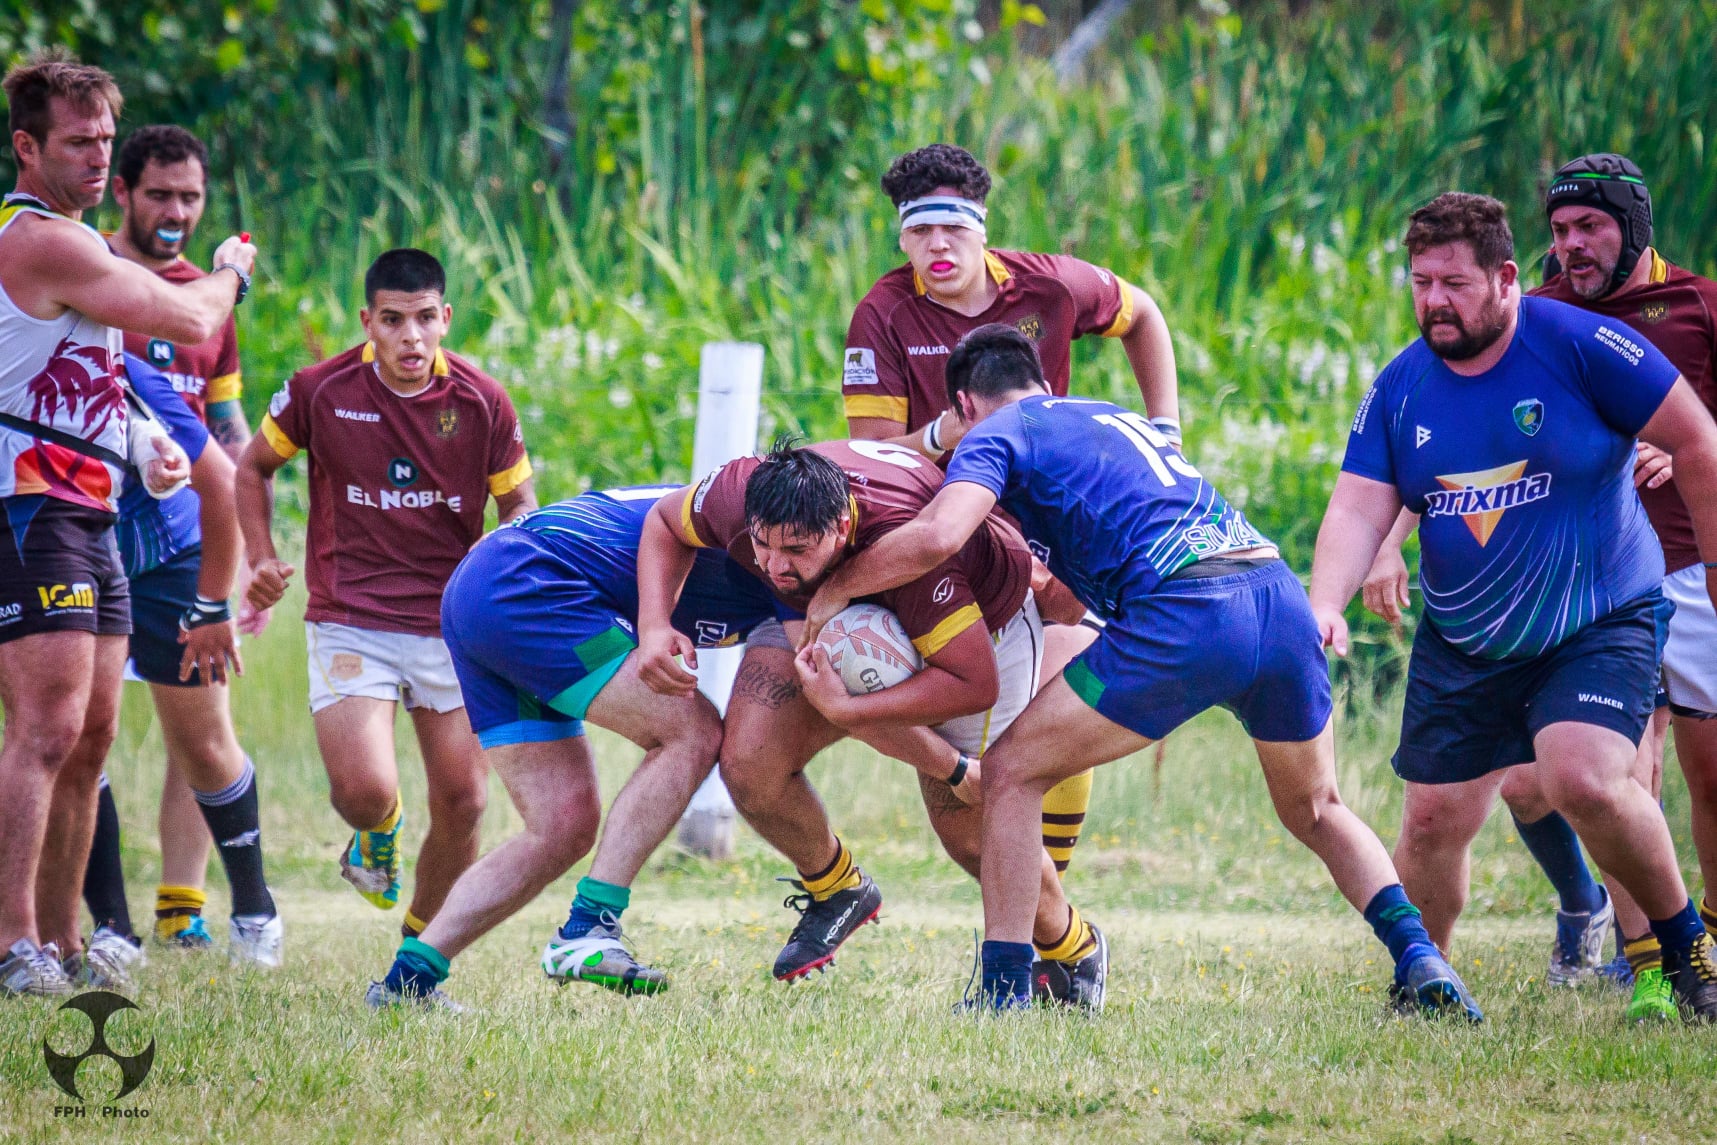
top-left (206, 372), bottom-right (243, 405)
top-left (1100, 278), bottom-right (1137, 338)
top-left (911, 603), bottom-right (983, 659)
top-left (488, 454), bottom-right (533, 496)
top-left (678, 487), bottom-right (710, 548)
top-left (844, 394), bottom-right (910, 423)
top-left (258, 414), bottom-right (300, 460)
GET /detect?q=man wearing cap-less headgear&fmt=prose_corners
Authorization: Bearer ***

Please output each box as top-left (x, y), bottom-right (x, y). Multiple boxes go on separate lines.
top-left (1360, 160), bottom-right (1717, 1021)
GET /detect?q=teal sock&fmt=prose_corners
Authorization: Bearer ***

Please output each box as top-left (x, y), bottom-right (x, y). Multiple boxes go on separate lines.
top-left (561, 877), bottom-right (631, 938)
top-left (384, 936), bottom-right (450, 996)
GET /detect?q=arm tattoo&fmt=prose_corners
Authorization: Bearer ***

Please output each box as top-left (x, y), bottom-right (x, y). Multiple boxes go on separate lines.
top-left (732, 660), bottom-right (801, 710)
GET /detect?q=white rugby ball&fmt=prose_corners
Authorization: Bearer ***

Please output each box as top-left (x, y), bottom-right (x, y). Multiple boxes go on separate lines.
top-left (816, 603), bottom-right (923, 694)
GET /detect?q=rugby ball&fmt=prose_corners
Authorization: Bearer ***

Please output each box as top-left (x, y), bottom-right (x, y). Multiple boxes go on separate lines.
top-left (816, 604), bottom-right (923, 694)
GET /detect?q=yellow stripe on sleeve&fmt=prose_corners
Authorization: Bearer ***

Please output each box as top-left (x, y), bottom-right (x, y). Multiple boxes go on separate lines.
top-left (487, 454), bottom-right (533, 496)
top-left (206, 372), bottom-right (242, 405)
top-left (1100, 278), bottom-right (1137, 338)
top-left (258, 413), bottom-right (300, 460)
top-left (678, 488), bottom-right (710, 548)
top-left (843, 394), bottom-right (910, 423)
top-left (911, 603), bottom-right (983, 659)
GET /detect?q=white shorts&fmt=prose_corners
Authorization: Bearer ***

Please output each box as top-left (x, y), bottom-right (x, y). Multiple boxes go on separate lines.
top-left (1662, 565), bottom-right (1717, 717)
top-left (934, 594), bottom-right (1044, 756)
top-left (306, 621), bottom-right (465, 715)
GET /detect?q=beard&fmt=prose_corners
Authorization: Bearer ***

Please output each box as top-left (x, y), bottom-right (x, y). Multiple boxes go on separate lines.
top-left (1419, 292), bottom-right (1510, 362)
top-left (125, 212), bottom-right (184, 261)
top-left (1565, 253), bottom-right (1619, 300)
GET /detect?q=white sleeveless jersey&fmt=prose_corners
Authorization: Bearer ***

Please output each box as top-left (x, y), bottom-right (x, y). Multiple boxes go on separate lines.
top-left (0, 197), bottom-right (127, 512)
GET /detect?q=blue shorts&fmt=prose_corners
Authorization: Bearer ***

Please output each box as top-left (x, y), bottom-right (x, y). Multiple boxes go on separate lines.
top-left (442, 530), bottom-right (638, 750)
top-left (1063, 560), bottom-right (1332, 743)
top-left (127, 549), bottom-right (201, 686)
top-left (1393, 590), bottom-right (1670, 785)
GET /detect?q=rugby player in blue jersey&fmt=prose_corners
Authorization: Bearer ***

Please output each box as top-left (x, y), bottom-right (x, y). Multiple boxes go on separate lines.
top-left (801, 325), bottom-right (1477, 1016)
top-left (366, 487), bottom-right (780, 1008)
top-left (1309, 192), bottom-right (1717, 1022)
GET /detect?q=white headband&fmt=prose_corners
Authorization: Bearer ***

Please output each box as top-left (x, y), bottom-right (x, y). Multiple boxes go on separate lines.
top-left (897, 195), bottom-right (987, 235)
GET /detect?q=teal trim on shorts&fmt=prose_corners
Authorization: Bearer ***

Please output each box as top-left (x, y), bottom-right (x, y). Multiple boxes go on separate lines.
top-left (548, 651), bottom-right (629, 720)
top-left (1064, 657), bottom-right (1107, 712)
top-left (575, 625), bottom-right (636, 671)
top-left (477, 719), bottom-right (584, 751)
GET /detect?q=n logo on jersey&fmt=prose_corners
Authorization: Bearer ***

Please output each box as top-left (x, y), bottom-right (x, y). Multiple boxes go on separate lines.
top-left (1512, 399), bottom-right (1544, 437)
top-left (1425, 461), bottom-right (1552, 546)
top-left (387, 458), bottom-right (419, 488)
top-left (145, 338), bottom-right (174, 367)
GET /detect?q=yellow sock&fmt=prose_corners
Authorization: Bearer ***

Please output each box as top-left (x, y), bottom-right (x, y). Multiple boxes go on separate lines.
top-left (1700, 895), bottom-right (1717, 937)
top-left (1035, 904), bottom-right (1097, 964)
top-left (1623, 933), bottom-right (1663, 975)
top-left (366, 792), bottom-right (403, 835)
top-left (401, 910), bottom-right (428, 939)
top-left (800, 838), bottom-right (861, 902)
top-left (155, 884), bottom-right (208, 940)
top-left (1041, 770), bottom-right (1093, 876)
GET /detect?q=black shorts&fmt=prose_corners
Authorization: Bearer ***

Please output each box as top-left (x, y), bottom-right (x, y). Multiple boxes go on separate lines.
top-left (1393, 591), bottom-right (1670, 785)
top-left (128, 548), bottom-right (202, 686)
top-left (0, 494), bottom-right (130, 646)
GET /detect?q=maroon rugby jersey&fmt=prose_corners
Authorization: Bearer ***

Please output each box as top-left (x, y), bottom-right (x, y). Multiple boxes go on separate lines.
top-left (675, 440), bottom-right (1030, 658)
top-left (122, 258), bottom-right (240, 424)
top-left (259, 343), bottom-right (531, 636)
top-left (842, 249), bottom-right (1134, 432)
top-left (1534, 249), bottom-right (1717, 572)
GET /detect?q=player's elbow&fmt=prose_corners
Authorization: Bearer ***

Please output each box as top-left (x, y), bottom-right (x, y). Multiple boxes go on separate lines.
top-left (946, 671), bottom-right (999, 717)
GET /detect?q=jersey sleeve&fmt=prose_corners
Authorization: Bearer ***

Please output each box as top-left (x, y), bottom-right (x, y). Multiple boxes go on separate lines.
top-left (1048, 254), bottom-right (1134, 338)
top-left (1339, 374), bottom-right (1397, 486)
top-left (678, 457), bottom-right (760, 549)
top-left (841, 296), bottom-right (912, 425)
top-left (206, 317), bottom-right (242, 407)
top-left (125, 353), bottom-right (209, 464)
top-left (258, 370), bottom-right (311, 460)
top-left (485, 389), bottom-right (533, 496)
top-left (883, 561), bottom-right (984, 661)
top-left (944, 409), bottom-right (1024, 499)
top-left (1576, 315), bottom-right (1680, 434)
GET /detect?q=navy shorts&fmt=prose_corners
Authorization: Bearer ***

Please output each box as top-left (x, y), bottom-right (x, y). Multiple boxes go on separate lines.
top-left (127, 549), bottom-right (203, 686)
top-left (1393, 590), bottom-right (1670, 785)
top-left (1063, 559), bottom-right (1332, 743)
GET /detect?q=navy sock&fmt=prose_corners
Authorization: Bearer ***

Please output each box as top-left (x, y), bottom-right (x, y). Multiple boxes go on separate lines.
top-left (383, 937), bottom-right (449, 997)
top-left (560, 877), bottom-right (630, 939)
top-left (1512, 812), bottom-right (1604, 915)
top-left (194, 757), bottom-right (276, 919)
top-left (82, 777), bottom-right (135, 939)
top-left (1364, 885), bottom-right (1437, 978)
top-left (979, 940), bottom-right (1034, 1006)
top-left (1649, 900), bottom-right (1705, 957)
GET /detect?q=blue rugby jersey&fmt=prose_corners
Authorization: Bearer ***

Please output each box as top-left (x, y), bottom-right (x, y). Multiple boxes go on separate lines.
top-left (117, 352), bottom-right (209, 578)
top-left (1343, 295), bottom-right (1677, 660)
top-left (504, 486), bottom-right (780, 645)
top-left (945, 394), bottom-right (1270, 619)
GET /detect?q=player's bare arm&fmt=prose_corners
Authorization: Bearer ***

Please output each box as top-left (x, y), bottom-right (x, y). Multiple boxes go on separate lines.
top-left (635, 488), bottom-right (702, 695)
top-left (1638, 375), bottom-right (1717, 607)
top-left (795, 618), bottom-right (999, 730)
top-left (1118, 282), bottom-right (1181, 425)
top-left (181, 443), bottom-right (243, 684)
top-left (848, 411), bottom-right (970, 461)
top-left (494, 478), bottom-right (537, 524)
top-left (1030, 559), bottom-right (1087, 625)
top-left (205, 399), bottom-right (252, 461)
top-left (800, 481), bottom-right (998, 645)
top-left (1308, 471), bottom-right (1406, 656)
top-left (234, 428), bottom-right (295, 612)
top-left (0, 212), bottom-right (252, 343)
top-left (1360, 507), bottom-right (1421, 624)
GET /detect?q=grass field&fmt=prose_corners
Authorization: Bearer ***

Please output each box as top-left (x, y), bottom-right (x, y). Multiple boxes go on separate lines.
top-left (2, 588), bottom-right (1714, 1143)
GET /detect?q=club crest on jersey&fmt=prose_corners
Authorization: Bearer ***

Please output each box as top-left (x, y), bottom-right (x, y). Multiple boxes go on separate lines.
top-left (145, 338), bottom-right (174, 367)
top-left (1425, 460), bottom-right (1552, 546)
top-left (843, 347), bottom-right (877, 386)
top-left (1014, 313), bottom-right (1044, 341)
top-left (1512, 399), bottom-right (1544, 437)
top-left (1638, 302), bottom-right (1668, 325)
top-left (436, 408), bottom-right (459, 437)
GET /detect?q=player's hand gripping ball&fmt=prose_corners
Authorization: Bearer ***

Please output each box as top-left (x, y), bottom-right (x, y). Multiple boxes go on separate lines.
top-left (814, 603), bottom-right (923, 694)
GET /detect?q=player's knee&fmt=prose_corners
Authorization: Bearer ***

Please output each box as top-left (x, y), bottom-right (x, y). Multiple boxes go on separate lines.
top-left (7, 710), bottom-right (87, 772)
top-left (1275, 789), bottom-right (1336, 843)
top-left (1497, 766), bottom-right (1549, 819)
top-left (1547, 768), bottom-right (1624, 825)
top-left (428, 775), bottom-right (488, 831)
top-left (328, 777), bottom-right (397, 828)
top-left (718, 745), bottom-right (789, 811)
top-left (1398, 799), bottom-right (1465, 851)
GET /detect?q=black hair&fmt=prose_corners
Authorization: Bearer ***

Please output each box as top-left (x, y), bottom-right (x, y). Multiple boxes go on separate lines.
top-left (116, 125), bottom-right (208, 189)
top-left (364, 248), bottom-right (446, 305)
top-left (743, 435), bottom-right (849, 539)
top-left (880, 144), bottom-right (992, 206)
top-left (945, 323), bottom-right (1048, 408)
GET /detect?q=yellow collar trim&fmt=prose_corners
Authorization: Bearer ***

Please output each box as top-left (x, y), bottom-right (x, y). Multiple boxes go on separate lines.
top-left (361, 342), bottom-right (450, 376)
top-left (844, 493), bottom-right (861, 547)
top-left (1647, 247), bottom-right (1669, 285)
top-left (911, 250), bottom-right (1011, 297)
